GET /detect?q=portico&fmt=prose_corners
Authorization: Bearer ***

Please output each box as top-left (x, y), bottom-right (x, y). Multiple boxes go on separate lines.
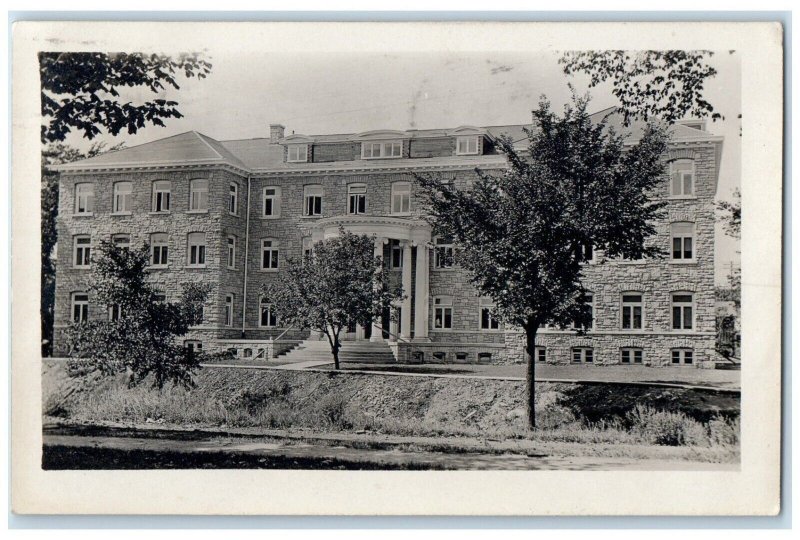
top-left (307, 215), bottom-right (432, 342)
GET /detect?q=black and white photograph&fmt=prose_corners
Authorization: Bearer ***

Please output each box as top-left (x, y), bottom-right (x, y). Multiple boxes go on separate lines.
top-left (10, 20), bottom-right (782, 516)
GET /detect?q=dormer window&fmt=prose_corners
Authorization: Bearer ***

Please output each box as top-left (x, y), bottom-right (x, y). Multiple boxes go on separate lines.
top-left (362, 141), bottom-right (402, 159)
top-left (287, 144), bottom-right (308, 163)
top-left (456, 136), bottom-right (480, 155)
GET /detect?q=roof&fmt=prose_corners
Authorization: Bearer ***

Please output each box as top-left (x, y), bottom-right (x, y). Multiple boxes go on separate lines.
top-left (53, 108), bottom-right (722, 174)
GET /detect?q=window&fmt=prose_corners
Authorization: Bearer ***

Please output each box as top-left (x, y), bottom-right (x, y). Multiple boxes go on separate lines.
top-left (621, 293), bottom-right (643, 330)
top-left (433, 352), bottom-right (447, 362)
top-left (229, 183), bottom-right (238, 215)
top-left (112, 234), bottom-right (130, 250)
top-left (224, 294), bottom-right (234, 327)
top-left (287, 144), bottom-right (308, 163)
top-left (261, 239), bottom-right (279, 270)
top-left (348, 184), bottom-right (367, 215)
top-left (71, 293), bottom-right (89, 323)
top-left (433, 297), bottom-right (453, 329)
top-left (303, 185), bottom-right (323, 216)
top-left (362, 140), bottom-right (402, 159)
top-left (112, 182), bottom-right (132, 213)
top-left (672, 293), bottom-right (694, 330)
top-left (263, 186), bottom-right (281, 218)
top-left (74, 183), bottom-right (94, 214)
top-left (456, 136), bottom-right (480, 155)
top-left (478, 352), bottom-right (493, 362)
top-left (108, 304), bottom-right (122, 322)
top-left (187, 232), bottom-right (206, 267)
top-left (621, 348), bottom-right (644, 364)
top-left (73, 235), bottom-right (91, 268)
top-left (260, 298), bottom-right (278, 327)
top-left (152, 181), bottom-right (171, 212)
top-left (580, 242), bottom-right (594, 263)
top-left (185, 340), bottom-right (203, 355)
top-left (189, 179), bottom-right (209, 211)
top-left (151, 233), bottom-right (169, 267)
top-left (573, 293), bottom-right (594, 330)
top-left (227, 236), bottom-right (236, 269)
top-left (302, 237), bottom-right (313, 259)
top-left (389, 240), bottom-right (403, 270)
top-left (671, 348), bottom-right (694, 365)
top-left (153, 292), bottom-right (167, 304)
top-left (535, 346), bottom-right (547, 363)
top-left (434, 237), bottom-right (455, 269)
top-left (671, 222), bottom-right (695, 261)
top-left (391, 182), bottom-right (411, 214)
top-left (455, 352), bottom-right (469, 362)
top-left (572, 347), bottom-right (594, 363)
top-left (670, 159), bottom-right (694, 196)
top-left (479, 298), bottom-right (500, 330)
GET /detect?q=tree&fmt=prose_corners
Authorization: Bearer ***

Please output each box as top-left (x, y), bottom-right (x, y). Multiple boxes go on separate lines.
top-left (416, 97), bottom-right (669, 429)
top-left (64, 240), bottom-right (213, 388)
top-left (39, 52), bottom-right (212, 143)
top-left (560, 50), bottom-right (721, 126)
top-left (717, 188), bottom-right (741, 239)
top-left (41, 142), bottom-right (124, 356)
top-left (262, 228), bottom-right (403, 370)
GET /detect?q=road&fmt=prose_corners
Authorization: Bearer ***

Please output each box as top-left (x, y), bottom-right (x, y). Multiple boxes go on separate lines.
top-left (42, 430), bottom-right (738, 471)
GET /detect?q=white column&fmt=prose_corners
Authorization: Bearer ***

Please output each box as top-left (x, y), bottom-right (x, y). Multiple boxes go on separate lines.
top-left (370, 237), bottom-right (385, 342)
top-left (400, 241), bottom-right (413, 339)
top-left (413, 244), bottom-right (430, 340)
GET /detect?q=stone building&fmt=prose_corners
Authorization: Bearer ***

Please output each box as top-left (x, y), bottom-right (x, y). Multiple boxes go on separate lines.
top-left (52, 109), bottom-right (723, 367)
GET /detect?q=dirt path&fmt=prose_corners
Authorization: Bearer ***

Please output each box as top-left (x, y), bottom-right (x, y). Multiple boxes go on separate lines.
top-left (42, 430), bottom-right (739, 471)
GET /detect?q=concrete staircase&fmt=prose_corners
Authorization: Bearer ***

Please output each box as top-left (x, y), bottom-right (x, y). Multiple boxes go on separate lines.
top-left (277, 339), bottom-right (396, 365)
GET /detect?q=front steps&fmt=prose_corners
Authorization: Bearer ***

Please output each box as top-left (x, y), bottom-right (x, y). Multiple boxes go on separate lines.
top-left (278, 339), bottom-right (397, 365)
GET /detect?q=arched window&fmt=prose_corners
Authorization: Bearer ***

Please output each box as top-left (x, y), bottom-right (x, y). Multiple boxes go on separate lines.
top-left (189, 179), bottom-right (209, 211)
top-left (152, 180), bottom-right (171, 212)
top-left (621, 293), bottom-right (643, 330)
top-left (74, 183), bottom-right (94, 214)
top-left (671, 222), bottom-right (695, 261)
top-left (261, 238), bottom-right (279, 270)
top-left (263, 186), bottom-right (281, 218)
top-left (187, 232), bottom-right (206, 267)
top-left (671, 292), bottom-right (695, 330)
top-left (670, 159), bottom-right (695, 196)
top-left (113, 181), bottom-right (132, 213)
top-left (151, 233), bottom-right (169, 267)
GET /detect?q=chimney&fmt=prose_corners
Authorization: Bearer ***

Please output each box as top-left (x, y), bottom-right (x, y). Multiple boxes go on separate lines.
top-left (269, 124), bottom-right (285, 143)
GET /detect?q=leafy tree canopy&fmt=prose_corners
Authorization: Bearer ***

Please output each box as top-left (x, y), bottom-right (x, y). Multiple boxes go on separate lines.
top-left (39, 51), bottom-right (211, 143)
top-left (717, 188), bottom-right (741, 239)
top-left (64, 241), bottom-right (213, 388)
top-left (263, 228), bottom-right (403, 369)
top-left (416, 96), bottom-right (670, 427)
top-left (560, 50), bottom-right (720, 126)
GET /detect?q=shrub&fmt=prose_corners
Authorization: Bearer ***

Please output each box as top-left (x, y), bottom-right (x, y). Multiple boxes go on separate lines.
top-left (627, 404), bottom-right (708, 446)
top-left (708, 415), bottom-right (740, 446)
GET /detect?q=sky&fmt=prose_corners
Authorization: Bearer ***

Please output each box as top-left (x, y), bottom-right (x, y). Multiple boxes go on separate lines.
top-left (58, 50), bottom-right (741, 285)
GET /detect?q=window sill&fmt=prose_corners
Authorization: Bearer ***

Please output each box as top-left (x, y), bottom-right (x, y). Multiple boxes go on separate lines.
top-left (259, 268), bottom-right (279, 273)
top-left (455, 151), bottom-right (480, 156)
top-left (72, 266), bottom-right (91, 270)
top-left (669, 260), bottom-right (698, 265)
top-left (72, 213), bottom-right (94, 218)
top-left (391, 212), bottom-right (412, 217)
top-left (286, 160), bottom-right (309, 164)
top-left (618, 260), bottom-right (647, 265)
top-left (187, 209), bottom-right (209, 214)
top-left (148, 265), bottom-right (169, 270)
top-left (227, 266), bottom-right (237, 271)
top-left (261, 215), bottom-right (281, 220)
top-left (148, 211), bottom-right (171, 216)
top-left (301, 215), bottom-right (323, 219)
top-left (185, 265), bottom-right (207, 269)
top-left (668, 195), bottom-right (697, 201)
top-left (110, 212), bottom-right (132, 217)
top-left (361, 156), bottom-right (403, 160)
top-left (228, 212), bottom-right (239, 217)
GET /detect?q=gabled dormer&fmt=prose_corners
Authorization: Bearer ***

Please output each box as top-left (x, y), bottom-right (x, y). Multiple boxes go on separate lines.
top-left (351, 130), bottom-right (408, 160)
top-left (447, 126), bottom-right (490, 156)
top-left (280, 134), bottom-right (314, 163)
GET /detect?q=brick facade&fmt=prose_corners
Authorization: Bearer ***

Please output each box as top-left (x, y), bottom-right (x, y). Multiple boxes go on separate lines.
top-left (53, 120), bottom-right (722, 369)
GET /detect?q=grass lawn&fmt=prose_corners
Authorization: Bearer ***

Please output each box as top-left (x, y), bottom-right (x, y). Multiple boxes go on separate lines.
top-left (321, 362), bottom-right (740, 389)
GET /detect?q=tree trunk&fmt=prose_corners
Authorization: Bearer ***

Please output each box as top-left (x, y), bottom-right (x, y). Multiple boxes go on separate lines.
top-left (524, 321), bottom-right (538, 430)
top-left (332, 340), bottom-right (341, 370)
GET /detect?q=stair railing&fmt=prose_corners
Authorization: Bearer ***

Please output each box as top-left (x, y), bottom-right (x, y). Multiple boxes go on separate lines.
top-left (370, 322), bottom-right (411, 344)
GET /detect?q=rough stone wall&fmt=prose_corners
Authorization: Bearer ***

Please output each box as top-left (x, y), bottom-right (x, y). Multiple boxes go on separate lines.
top-left (53, 167), bottom-right (249, 355)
